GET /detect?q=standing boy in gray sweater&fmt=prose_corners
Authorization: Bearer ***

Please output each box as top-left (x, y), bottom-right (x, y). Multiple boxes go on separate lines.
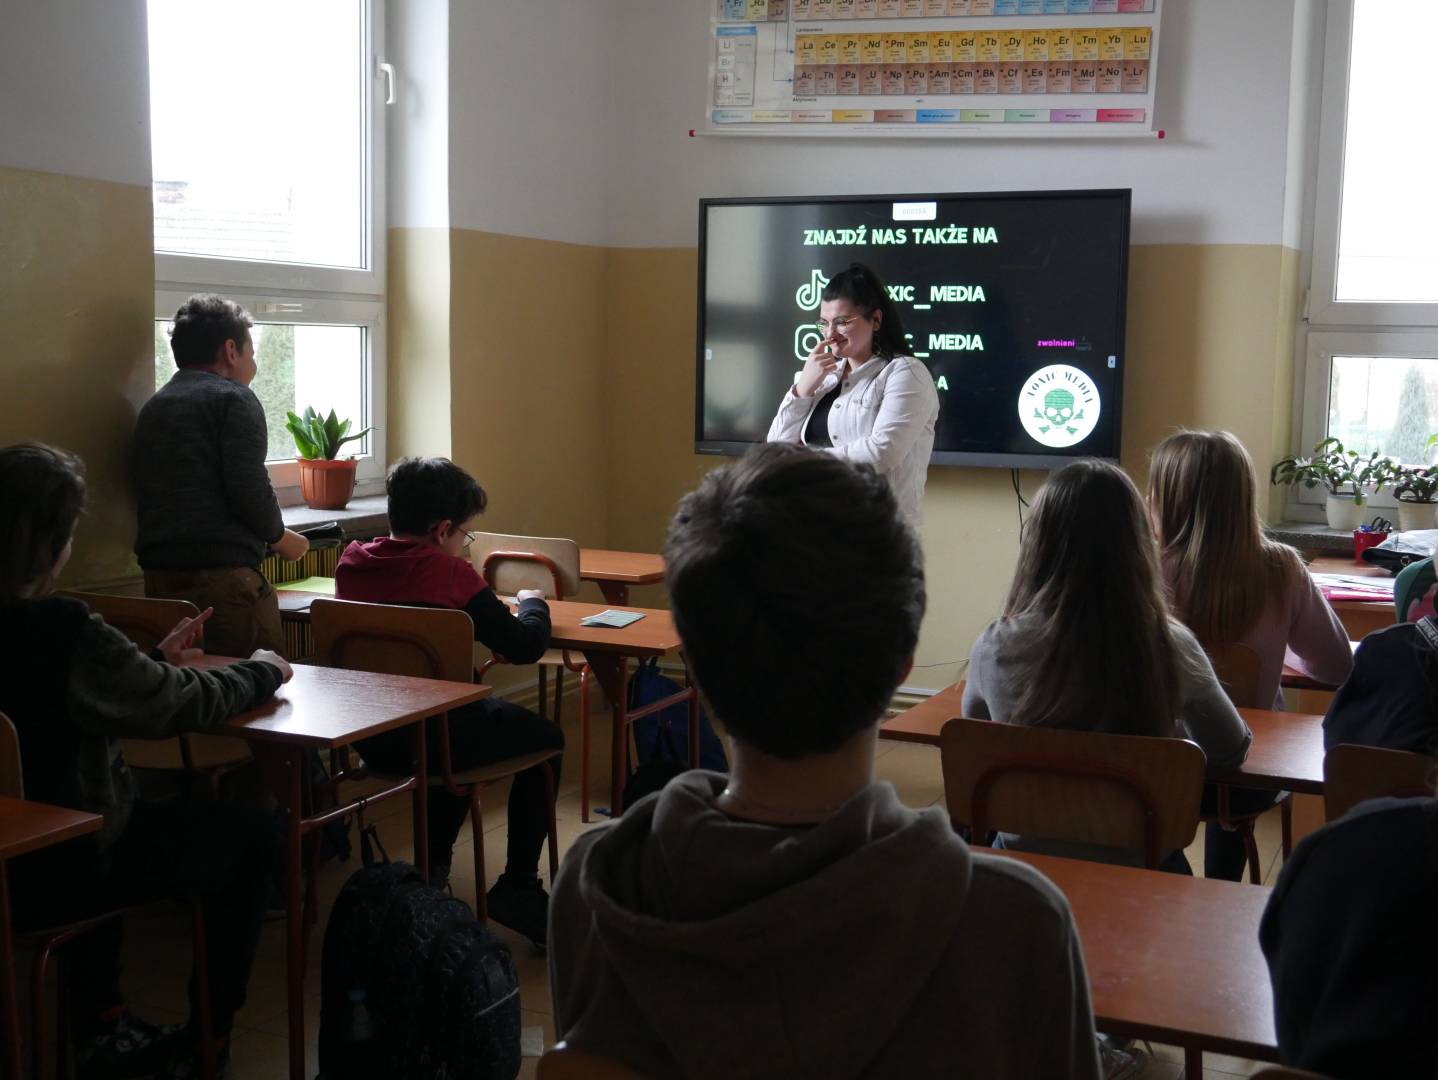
top-left (134, 294), bottom-right (308, 656)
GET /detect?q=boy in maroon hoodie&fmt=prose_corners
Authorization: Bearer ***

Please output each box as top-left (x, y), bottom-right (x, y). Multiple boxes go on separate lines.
top-left (336, 457), bottom-right (562, 946)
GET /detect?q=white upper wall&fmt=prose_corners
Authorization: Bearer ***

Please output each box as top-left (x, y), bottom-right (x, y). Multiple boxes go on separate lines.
top-left (0, 0), bottom-right (152, 186)
top-left (388, 0), bottom-right (451, 230)
top-left (607, 0), bottom-right (1300, 248)
top-left (446, 1), bottom-right (617, 245)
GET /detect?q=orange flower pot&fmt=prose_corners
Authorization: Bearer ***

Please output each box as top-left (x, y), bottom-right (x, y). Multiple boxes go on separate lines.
top-left (298, 458), bottom-right (357, 510)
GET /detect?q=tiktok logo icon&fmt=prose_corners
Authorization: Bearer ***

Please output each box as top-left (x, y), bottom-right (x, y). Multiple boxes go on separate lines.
top-left (794, 269), bottom-right (828, 311)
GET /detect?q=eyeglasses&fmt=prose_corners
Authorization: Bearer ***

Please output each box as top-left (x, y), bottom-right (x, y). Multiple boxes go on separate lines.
top-left (816, 314), bottom-right (869, 333)
top-left (459, 528), bottom-right (477, 549)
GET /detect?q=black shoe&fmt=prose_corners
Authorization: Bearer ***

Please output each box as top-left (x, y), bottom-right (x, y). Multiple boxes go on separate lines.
top-left (76, 1010), bottom-right (186, 1079)
top-left (486, 873), bottom-right (549, 948)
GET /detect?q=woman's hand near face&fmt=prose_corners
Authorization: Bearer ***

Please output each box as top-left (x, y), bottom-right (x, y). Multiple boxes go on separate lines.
top-left (794, 334), bottom-right (843, 398)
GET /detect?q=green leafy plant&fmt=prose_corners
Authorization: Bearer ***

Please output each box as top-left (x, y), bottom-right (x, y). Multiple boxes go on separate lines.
top-left (1270, 437), bottom-right (1400, 506)
top-left (284, 406), bottom-right (372, 461)
top-left (1395, 441), bottom-right (1438, 503)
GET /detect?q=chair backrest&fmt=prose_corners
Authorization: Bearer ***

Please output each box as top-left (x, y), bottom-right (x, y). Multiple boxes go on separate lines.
top-left (59, 590), bottom-right (200, 652)
top-left (940, 717), bottom-right (1206, 868)
top-left (0, 711), bottom-right (23, 799)
top-left (310, 598), bottom-right (474, 683)
top-left (471, 532), bottom-right (581, 599)
top-left (1323, 742), bottom-right (1438, 821)
top-left (538, 1044), bottom-right (647, 1080)
top-left (1206, 642), bottom-right (1264, 709)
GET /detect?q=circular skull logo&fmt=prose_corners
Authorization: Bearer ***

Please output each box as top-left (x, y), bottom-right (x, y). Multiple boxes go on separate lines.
top-left (1017, 364), bottom-right (1101, 449)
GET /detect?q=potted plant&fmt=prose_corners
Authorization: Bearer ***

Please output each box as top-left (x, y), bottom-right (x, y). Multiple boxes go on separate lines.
top-left (285, 406), bottom-right (373, 510)
top-left (1271, 437), bottom-right (1400, 531)
top-left (1394, 436), bottom-right (1438, 532)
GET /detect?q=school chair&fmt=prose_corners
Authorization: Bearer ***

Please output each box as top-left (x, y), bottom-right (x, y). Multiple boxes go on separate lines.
top-left (0, 712), bottom-right (215, 1080)
top-left (1323, 743), bottom-right (1438, 821)
top-left (309, 598), bottom-right (562, 919)
top-left (940, 717), bottom-right (1206, 870)
top-left (538, 1043), bottom-right (648, 1079)
top-left (471, 532), bottom-right (590, 728)
top-left (58, 590), bottom-right (252, 797)
top-left (1205, 642), bottom-right (1294, 883)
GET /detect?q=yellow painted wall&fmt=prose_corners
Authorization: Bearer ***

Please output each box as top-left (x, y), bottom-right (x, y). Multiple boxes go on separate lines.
top-left (389, 233), bottom-right (1303, 692)
top-left (0, 164), bottom-right (154, 588)
top-left (388, 228), bottom-right (454, 461)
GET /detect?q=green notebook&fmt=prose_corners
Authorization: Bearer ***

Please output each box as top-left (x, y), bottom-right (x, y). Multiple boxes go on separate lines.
top-left (275, 576), bottom-right (337, 594)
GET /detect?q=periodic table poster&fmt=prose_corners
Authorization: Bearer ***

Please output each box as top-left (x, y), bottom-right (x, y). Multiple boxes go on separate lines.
top-left (707, 0), bottom-right (1162, 136)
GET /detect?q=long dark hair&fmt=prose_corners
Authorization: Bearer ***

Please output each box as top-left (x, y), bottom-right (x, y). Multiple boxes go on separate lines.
top-left (1001, 458), bottom-right (1183, 737)
top-left (0, 443), bottom-right (86, 602)
top-left (821, 262), bottom-right (910, 360)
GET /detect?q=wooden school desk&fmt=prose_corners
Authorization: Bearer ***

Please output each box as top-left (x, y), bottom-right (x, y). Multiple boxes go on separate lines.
top-left (578, 549), bottom-right (665, 606)
top-left (1307, 555), bottom-right (1398, 641)
top-left (278, 589), bottom-right (698, 822)
top-left (0, 797), bottom-right (102, 1080)
top-left (191, 656), bottom-right (489, 1080)
top-left (879, 686), bottom-right (1326, 795)
top-left (990, 849), bottom-right (1278, 1074)
top-left (540, 599), bottom-right (697, 821)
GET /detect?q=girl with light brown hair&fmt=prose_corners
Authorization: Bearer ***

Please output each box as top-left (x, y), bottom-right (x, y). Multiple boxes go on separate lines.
top-left (963, 458), bottom-right (1252, 871)
top-left (1148, 430), bottom-right (1353, 706)
top-left (1148, 429), bottom-right (1353, 878)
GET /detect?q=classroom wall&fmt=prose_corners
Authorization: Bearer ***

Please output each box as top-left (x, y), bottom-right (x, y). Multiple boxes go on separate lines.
top-left (0, 0), bottom-right (155, 588)
top-left (386, 0), bottom-right (1316, 691)
top-left (591, 0), bottom-right (1311, 689)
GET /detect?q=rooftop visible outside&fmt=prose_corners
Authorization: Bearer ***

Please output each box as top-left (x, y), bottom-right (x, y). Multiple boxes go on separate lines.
top-left (147, 0), bottom-right (367, 269)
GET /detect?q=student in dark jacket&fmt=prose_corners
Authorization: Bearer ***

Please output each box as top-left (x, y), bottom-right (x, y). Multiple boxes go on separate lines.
top-left (1323, 616), bottom-right (1438, 755)
top-left (0, 443), bottom-right (293, 1080)
top-left (1260, 795), bottom-right (1438, 1076)
top-left (134, 294), bottom-right (310, 657)
top-left (335, 456), bottom-right (563, 947)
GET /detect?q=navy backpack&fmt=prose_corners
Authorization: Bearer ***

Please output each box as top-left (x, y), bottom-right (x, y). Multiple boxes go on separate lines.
top-left (621, 658), bottom-right (727, 810)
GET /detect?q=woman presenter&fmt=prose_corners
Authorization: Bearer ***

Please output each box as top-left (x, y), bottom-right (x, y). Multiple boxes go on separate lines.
top-left (766, 262), bottom-right (939, 526)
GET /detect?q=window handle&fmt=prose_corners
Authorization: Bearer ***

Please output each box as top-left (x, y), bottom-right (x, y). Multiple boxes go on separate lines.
top-left (378, 60), bottom-right (397, 106)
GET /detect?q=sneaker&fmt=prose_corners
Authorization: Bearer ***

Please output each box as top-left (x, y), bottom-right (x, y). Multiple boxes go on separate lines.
top-left (1098, 1038), bottom-right (1145, 1080)
top-left (486, 873), bottom-right (549, 948)
top-left (76, 1010), bottom-right (185, 1080)
top-left (158, 1036), bottom-right (232, 1080)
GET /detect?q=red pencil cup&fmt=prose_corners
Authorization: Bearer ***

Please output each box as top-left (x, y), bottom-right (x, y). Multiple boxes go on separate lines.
top-left (1353, 528), bottom-right (1389, 564)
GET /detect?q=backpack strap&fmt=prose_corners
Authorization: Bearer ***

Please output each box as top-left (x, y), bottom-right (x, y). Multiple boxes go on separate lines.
top-left (1417, 616), bottom-right (1438, 652)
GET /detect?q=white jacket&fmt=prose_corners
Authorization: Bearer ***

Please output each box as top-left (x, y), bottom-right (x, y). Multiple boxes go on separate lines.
top-left (766, 354), bottom-right (939, 526)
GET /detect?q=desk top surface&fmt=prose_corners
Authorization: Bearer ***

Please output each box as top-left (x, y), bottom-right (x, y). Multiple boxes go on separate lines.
top-left (991, 849), bottom-right (1277, 1059)
top-left (539, 599), bottom-right (682, 656)
top-left (0, 795), bottom-right (102, 860)
top-left (879, 686), bottom-right (1326, 794)
top-left (578, 549), bottom-right (665, 585)
top-left (191, 656), bottom-right (489, 748)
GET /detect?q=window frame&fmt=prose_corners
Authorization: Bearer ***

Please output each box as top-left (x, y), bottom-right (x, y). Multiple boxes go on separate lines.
top-left (1291, 0), bottom-right (1438, 521)
top-left (151, 0), bottom-right (387, 499)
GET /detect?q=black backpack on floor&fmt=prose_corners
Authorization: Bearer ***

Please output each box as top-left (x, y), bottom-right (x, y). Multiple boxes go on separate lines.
top-left (317, 861), bottom-right (522, 1080)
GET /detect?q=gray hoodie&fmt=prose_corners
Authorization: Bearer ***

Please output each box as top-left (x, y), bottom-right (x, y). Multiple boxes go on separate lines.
top-left (549, 771), bottom-right (1102, 1080)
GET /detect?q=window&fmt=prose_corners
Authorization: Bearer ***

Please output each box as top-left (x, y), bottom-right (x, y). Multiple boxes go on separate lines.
top-left (147, 0), bottom-right (387, 493)
top-left (1296, 0), bottom-right (1438, 515)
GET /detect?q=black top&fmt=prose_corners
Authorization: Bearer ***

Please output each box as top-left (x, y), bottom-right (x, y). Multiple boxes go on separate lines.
top-left (133, 369), bottom-right (285, 571)
top-left (802, 381), bottom-right (843, 448)
top-left (1323, 619), bottom-right (1438, 754)
top-left (1260, 796), bottom-right (1438, 1077)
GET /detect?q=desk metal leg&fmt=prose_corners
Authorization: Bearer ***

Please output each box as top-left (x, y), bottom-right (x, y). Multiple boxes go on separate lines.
top-left (595, 582), bottom-right (630, 606)
top-left (285, 752), bottom-right (305, 1080)
top-left (0, 861), bottom-right (20, 1080)
top-left (413, 718), bottom-right (429, 880)
top-left (579, 654), bottom-right (629, 819)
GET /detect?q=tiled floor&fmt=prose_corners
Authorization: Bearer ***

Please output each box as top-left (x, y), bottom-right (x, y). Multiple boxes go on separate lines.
top-left (28, 703), bottom-right (1284, 1078)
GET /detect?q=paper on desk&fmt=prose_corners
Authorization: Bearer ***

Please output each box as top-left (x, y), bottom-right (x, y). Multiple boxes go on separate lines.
top-left (275, 576), bottom-right (337, 594)
top-left (1311, 573), bottom-right (1394, 593)
top-left (580, 609), bottom-right (646, 628)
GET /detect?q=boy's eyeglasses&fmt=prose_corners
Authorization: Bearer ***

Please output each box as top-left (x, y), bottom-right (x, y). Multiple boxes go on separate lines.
top-left (459, 529), bottom-right (477, 548)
